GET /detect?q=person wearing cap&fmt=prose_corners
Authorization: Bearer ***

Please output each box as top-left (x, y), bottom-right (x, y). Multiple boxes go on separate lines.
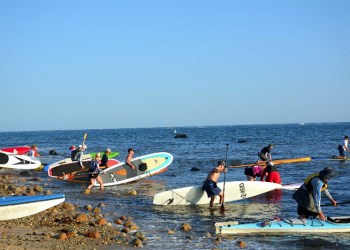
top-left (292, 167), bottom-right (337, 221)
top-left (100, 148), bottom-right (111, 169)
top-left (126, 148), bottom-right (136, 170)
top-left (69, 145), bottom-right (76, 158)
top-left (71, 144), bottom-right (87, 169)
top-left (260, 161), bottom-right (282, 184)
top-left (258, 144), bottom-right (274, 162)
top-left (202, 161), bottom-right (228, 208)
top-left (87, 153), bottom-right (104, 191)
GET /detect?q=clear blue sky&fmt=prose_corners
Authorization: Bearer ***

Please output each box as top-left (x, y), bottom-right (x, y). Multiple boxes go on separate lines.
top-left (1, 0), bottom-right (349, 132)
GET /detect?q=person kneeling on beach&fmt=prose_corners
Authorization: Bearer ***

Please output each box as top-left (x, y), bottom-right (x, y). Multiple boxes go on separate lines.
top-left (87, 153), bottom-right (104, 191)
top-left (202, 161), bottom-right (227, 208)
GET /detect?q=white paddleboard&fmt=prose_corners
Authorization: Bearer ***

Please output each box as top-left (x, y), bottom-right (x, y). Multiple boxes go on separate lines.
top-left (153, 181), bottom-right (282, 205)
top-left (0, 152), bottom-right (41, 170)
top-left (0, 194), bottom-right (65, 220)
top-left (281, 182), bottom-right (303, 190)
top-left (97, 152), bottom-right (173, 187)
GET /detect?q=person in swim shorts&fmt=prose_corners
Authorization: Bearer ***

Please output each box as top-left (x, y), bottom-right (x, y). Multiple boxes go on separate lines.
top-left (202, 160), bottom-right (227, 208)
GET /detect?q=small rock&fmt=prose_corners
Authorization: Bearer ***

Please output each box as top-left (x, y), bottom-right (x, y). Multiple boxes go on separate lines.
top-left (93, 207), bottom-right (101, 214)
top-left (115, 219), bottom-right (123, 225)
top-left (66, 229), bottom-right (77, 238)
top-left (190, 167), bottom-right (200, 171)
top-left (97, 202), bottom-right (106, 207)
top-left (57, 232), bottom-right (67, 240)
top-left (237, 240), bottom-right (247, 248)
top-left (120, 216), bottom-right (127, 221)
top-left (33, 185), bottom-right (43, 192)
top-left (214, 237), bottom-right (222, 244)
top-left (76, 213), bottom-right (89, 223)
top-left (167, 229), bottom-right (175, 234)
top-left (84, 204), bottom-right (93, 211)
top-left (62, 202), bottom-right (75, 211)
top-left (131, 238), bottom-right (143, 248)
top-left (129, 225), bottom-right (138, 231)
top-left (125, 189), bottom-right (137, 196)
top-left (96, 218), bottom-right (107, 225)
top-left (86, 229), bottom-right (101, 239)
top-left (124, 220), bottom-right (134, 227)
top-left (83, 189), bottom-right (91, 194)
top-left (181, 223), bottom-right (192, 232)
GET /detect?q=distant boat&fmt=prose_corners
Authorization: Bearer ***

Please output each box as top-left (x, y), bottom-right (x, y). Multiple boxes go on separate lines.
top-left (299, 122), bottom-right (305, 126)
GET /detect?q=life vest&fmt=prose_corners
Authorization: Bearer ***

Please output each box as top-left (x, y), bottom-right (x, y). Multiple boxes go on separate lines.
top-left (89, 160), bottom-right (99, 173)
top-left (304, 173), bottom-right (328, 192)
top-left (70, 149), bottom-right (80, 160)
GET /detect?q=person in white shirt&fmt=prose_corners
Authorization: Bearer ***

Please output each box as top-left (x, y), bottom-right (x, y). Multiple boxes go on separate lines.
top-left (336, 136), bottom-right (349, 159)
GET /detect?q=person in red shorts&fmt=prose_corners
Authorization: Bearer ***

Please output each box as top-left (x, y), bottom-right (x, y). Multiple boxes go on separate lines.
top-left (260, 161), bottom-right (282, 184)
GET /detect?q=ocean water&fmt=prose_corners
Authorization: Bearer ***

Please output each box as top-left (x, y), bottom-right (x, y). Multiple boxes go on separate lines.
top-left (1, 123), bottom-right (350, 249)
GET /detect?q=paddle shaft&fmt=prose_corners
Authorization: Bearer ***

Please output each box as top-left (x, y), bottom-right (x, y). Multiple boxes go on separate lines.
top-left (321, 201), bottom-right (350, 207)
top-left (220, 144), bottom-right (229, 211)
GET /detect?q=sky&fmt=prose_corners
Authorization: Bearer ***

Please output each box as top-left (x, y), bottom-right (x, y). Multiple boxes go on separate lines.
top-left (0, 0), bottom-right (349, 132)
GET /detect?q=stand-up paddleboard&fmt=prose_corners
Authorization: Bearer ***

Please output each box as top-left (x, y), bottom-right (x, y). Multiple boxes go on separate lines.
top-left (46, 151), bottom-right (119, 174)
top-left (87, 152), bottom-right (173, 187)
top-left (230, 156), bottom-right (311, 168)
top-left (281, 182), bottom-right (303, 190)
top-left (0, 194), bottom-right (65, 220)
top-left (1, 146), bottom-right (31, 155)
top-left (153, 181), bottom-right (282, 205)
top-left (330, 156), bottom-right (350, 161)
top-left (56, 159), bottom-right (120, 183)
top-left (0, 152), bottom-right (41, 170)
top-left (215, 216), bottom-right (350, 235)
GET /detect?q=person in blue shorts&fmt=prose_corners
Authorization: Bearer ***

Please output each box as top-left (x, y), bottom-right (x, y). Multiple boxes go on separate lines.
top-left (202, 161), bottom-right (227, 208)
top-left (336, 136), bottom-right (349, 159)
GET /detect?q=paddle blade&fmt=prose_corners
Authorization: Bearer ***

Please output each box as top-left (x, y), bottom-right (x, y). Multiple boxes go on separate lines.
top-left (83, 133), bottom-right (87, 141)
top-left (220, 203), bottom-right (225, 213)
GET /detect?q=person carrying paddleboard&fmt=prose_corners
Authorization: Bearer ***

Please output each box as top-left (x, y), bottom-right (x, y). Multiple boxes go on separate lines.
top-left (258, 144), bottom-right (273, 162)
top-left (87, 153), bottom-right (104, 191)
top-left (260, 162), bottom-right (282, 184)
top-left (69, 145), bottom-right (76, 158)
top-left (202, 161), bottom-right (228, 208)
top-left (126, 148), bottom-right (136, 170)
top-left (292, 167), bottom-right (337, 221)
top-left (100, 148), bottom-right (112, 169)
top-left (28, 145), bottom-right (40, 158)
top-left (244, 165), bottom-right (263, 181)
top-left (71, 144), bottom-right (87, 169)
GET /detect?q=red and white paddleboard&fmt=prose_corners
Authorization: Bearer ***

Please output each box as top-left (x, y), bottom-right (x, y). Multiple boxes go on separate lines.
top-left (1, 146), bottom-right (31, 155)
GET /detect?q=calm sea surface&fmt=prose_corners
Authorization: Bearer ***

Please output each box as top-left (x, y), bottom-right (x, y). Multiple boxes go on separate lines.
top-left (1, 123), bottom-right (350, 249)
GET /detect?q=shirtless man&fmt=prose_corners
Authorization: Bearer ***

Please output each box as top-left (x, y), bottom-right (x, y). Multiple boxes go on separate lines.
top-left (126, 148), bottom-right (136, 170)
top-left (202, 161), bottom-right (228, 208)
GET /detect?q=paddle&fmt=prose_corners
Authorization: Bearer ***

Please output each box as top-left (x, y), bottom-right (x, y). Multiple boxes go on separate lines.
top-left (82, 133), bottom-right (87, 148)
top-left (321, 201), bottom-right (350, 207)
top-left (220, 144), bottom-right (229, 213)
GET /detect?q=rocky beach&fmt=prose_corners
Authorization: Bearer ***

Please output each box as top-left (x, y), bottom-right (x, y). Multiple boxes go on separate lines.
top-left (0, 174), bottom-right (146, 250)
